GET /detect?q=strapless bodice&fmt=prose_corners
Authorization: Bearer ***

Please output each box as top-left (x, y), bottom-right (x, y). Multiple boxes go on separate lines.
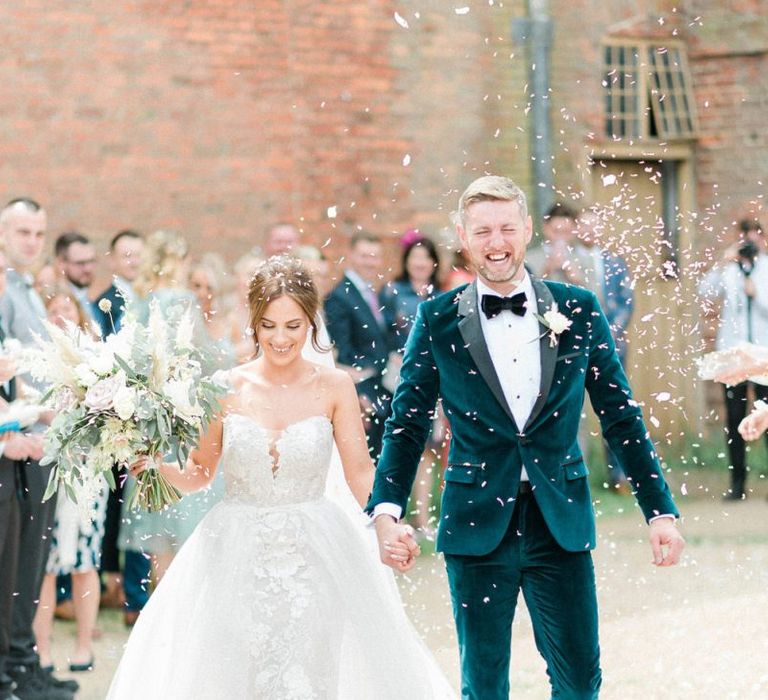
top-left (221, 414), bottom-right (334, 506)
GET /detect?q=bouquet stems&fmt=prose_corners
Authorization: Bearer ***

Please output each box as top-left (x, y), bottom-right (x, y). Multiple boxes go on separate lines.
top-left (127, 467), bottom-right (182, 512)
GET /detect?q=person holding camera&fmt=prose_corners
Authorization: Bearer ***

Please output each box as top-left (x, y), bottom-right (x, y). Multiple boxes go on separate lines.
top-left (699, 218), bottom-right (768, 500)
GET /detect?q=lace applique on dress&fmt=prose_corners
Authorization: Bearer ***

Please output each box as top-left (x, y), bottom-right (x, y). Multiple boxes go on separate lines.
top-left (221, 414), bottom-right (333, 506)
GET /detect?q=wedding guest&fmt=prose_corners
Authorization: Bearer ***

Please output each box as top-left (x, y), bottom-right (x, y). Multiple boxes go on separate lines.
top-left (0, 245), bottom-right (60, 700)
top-left (294, 245), bottom-right (332, 299)
top-left (577, 207), bottom-right (635, 491)
top-left (444, 248), bottom-right (474, 290)
top-left (189, 253), bottom-right (236, 369)
top-left (325, 231), bottom-right (391, 459)
top-left (526, 203), bottom-right (591, 285)
top-left (93, 229), bottom-right (144, 336)
top-left (92, 230), bottom-right (148, 622)
top-left (227, 251), bottom-right (262, 363)
top-left (121, 231), bottom-right (223, 588)
top-left (263, 222), bottom-right (300, 257)
top-left (576, 208), bottom-right (634, 363)
top-left (54, 231), bottom-right (98, 326)
top-left (379, 234), bottom-right (442, 532)
top-left (33, 289), bottom-right (107, 675)
top-left (33, 260), bottom-right (57, 299)
top-left (699, 218), bottom-right (768, 500)
top-left (0, 198), bottom-right (76, 699)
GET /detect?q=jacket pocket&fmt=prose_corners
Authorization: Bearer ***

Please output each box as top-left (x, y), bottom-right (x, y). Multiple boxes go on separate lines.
top-left (562, 458), bottom-right (589, 481)
top-left (444, 463), bottom-right (482, 484)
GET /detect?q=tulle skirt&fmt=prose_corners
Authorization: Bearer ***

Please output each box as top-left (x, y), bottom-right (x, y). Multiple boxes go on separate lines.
top-left (107, 497), bottom-right (455, 699)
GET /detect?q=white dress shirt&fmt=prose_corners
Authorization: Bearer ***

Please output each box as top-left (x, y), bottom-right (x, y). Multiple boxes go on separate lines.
top-left (374, 274), bottom-right (541, 521)
top-left (477, 275), bottom-right (540, 467)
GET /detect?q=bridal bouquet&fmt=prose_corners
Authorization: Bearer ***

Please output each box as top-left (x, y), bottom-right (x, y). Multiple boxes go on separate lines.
top-left (29, 301), bottom-right (227, 512)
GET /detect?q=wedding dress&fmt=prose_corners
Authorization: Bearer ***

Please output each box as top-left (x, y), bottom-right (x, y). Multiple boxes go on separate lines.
top-left (107, 410), bottom-right (456, 699)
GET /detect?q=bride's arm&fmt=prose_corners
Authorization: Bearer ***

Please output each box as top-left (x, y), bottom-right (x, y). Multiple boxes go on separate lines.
top-left (330, 372), bottom-right (375, 508)
top-left (129, 416), bottom-right (224, 494)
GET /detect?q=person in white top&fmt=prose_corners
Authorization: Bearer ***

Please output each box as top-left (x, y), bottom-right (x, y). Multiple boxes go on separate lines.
top-left (699, 217), bottom-right (768, 500)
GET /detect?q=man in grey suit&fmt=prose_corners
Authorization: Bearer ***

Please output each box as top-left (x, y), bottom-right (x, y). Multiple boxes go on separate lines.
top-left (0, 247), bottom-right (52, 700)
top-left (0, 199), bottom-right (76, 700)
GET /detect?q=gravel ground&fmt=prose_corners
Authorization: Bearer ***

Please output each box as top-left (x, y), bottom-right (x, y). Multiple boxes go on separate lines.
top-left (50, 494), bottom-right (768, 699)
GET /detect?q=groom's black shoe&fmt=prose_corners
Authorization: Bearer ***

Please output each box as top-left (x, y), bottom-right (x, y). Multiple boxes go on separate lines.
top-left (722, 491), bottom-right (746, 501)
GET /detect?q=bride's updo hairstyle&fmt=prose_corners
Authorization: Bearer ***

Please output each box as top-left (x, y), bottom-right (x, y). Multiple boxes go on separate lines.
top-left (248, 255), bottom-right (329, 354)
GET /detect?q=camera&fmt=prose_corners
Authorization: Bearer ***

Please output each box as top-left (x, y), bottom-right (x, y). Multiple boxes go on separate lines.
top-left (738, 239), bottom-right (758, 276)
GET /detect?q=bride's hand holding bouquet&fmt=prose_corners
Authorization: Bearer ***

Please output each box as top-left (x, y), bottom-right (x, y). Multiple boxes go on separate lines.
top-left (26, 300), bottom-right (228, 513)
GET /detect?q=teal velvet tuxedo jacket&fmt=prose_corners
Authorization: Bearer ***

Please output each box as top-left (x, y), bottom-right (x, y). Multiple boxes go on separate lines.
top-left (366, 277), bottom-right (679, 556)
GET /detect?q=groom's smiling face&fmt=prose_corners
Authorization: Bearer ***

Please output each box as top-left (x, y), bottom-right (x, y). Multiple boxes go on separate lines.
top-left (458, 199), bottom-right (533, 294)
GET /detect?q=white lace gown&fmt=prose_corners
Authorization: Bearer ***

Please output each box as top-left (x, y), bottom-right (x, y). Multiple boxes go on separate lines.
top-left (107, 413), bottom-right (456, 699)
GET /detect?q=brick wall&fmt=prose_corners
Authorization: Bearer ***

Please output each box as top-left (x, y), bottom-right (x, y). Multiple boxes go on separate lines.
top-left (0, 0), bottom-right (530, 272)
top-left (3, 2), bottom-right (763, 271)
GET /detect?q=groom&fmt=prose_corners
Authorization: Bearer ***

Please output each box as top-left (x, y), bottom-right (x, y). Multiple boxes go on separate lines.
top-left (368, 176), bottom-right (684, 699)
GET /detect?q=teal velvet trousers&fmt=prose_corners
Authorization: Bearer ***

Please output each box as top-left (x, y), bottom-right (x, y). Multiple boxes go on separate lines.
top-left (444, 490), bottom-right (601, 700)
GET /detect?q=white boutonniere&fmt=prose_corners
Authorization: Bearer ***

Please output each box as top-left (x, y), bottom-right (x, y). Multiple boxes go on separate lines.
top-left (536, 302), bottom-right (572, 347)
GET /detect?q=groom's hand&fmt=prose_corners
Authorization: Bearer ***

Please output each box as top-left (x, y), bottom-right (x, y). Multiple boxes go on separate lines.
top-left (374, 515), bottom-right (420, 572)
top-left (649, 517), bottom-right (685, 567)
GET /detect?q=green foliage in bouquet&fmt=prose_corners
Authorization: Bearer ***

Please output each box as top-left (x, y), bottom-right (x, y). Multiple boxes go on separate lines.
top-left (31, 300), bottom-right (228, 512)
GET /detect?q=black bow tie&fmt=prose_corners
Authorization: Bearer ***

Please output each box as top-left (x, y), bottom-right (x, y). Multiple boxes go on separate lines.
top-left (481, 292), bottom-right (528, 319)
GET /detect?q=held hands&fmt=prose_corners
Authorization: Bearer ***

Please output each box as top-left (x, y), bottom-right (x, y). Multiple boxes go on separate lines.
top-left (649, 517), bottom-right (685, 567)
top-left (374, 516), bottom-right (421, 573)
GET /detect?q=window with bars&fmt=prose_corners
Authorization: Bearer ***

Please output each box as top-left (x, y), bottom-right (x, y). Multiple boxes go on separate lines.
top-left (602, 41), bottom-right (697, 141)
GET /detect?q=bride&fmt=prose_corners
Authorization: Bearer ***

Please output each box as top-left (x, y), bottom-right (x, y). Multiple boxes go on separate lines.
top-left (107, 256), bottom-right (455, 699)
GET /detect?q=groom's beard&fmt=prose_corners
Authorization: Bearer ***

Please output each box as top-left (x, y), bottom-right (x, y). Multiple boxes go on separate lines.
top-left (476, 256), bottom-right (526, 286)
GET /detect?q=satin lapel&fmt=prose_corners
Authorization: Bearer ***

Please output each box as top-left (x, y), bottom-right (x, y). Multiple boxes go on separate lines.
top-left (457, 282), bottom-right (517, 426)
top-left (524, 277), bottom-right (558, 431)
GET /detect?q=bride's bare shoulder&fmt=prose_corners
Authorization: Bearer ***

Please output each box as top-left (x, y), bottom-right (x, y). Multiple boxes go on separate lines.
top-left (311, 363), bottom-right (350, 385)
top-left (228, 361), bottom-right (260, 383)
top-left (311, 365), bottom-right (356, 401)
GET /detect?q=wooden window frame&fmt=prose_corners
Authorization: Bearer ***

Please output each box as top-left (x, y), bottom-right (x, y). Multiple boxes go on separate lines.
top-left (602, 39), bottom-right (698, 142)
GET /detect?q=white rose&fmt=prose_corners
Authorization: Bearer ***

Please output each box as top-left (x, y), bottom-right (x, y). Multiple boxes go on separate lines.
top-left (163, 378), bottom-right (203, 424)
top-left (74, 363), bottom-right (99, 388)
top-left (84, 373), bottom-right (124, 412)
top-left (113, 385), bottom-right (137, 421)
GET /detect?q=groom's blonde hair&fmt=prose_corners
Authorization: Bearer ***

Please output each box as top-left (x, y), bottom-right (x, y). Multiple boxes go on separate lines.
top-left (456, 176), bottom-right (528, 226)
top-left (248, 255), bottom-right (329, 355)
